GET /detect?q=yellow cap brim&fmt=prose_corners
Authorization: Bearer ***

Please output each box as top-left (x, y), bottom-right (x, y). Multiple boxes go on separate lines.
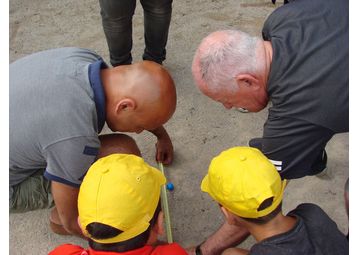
top-left (201, 174), bottom-right (210, 193)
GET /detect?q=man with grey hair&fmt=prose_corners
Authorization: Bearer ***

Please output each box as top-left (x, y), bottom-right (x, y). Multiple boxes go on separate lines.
top-left (189, 0), bottom-right (348, 254)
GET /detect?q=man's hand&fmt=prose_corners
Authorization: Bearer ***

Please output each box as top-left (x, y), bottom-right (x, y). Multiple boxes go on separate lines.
top-left (149, 125), bottom-right (174, 164)
top-left (156, 138), bottom-right (174, 164)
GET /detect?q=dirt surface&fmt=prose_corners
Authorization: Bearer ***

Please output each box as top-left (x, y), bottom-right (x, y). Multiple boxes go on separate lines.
top-left (9, 0), bottom-right (349, 254)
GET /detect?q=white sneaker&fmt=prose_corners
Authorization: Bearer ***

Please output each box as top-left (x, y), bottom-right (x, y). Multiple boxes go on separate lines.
top-left (236, 108), bottom-right (249, 113)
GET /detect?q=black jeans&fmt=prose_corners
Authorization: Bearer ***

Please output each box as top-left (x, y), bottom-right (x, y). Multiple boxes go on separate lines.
top-left (99, 0), bottom-right (173, 66)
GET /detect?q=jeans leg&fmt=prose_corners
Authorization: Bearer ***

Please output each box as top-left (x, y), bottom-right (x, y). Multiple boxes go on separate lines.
top-left (140, 0), bottom-right (173, 64)
top-left (99, 0), bottom-right (136, 66)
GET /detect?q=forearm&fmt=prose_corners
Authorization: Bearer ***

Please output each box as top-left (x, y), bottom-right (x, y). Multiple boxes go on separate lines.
top-left (60, 211), bottom-right (87, 239)
top-left (51, 181), bottom-right (88, 239)
top-left (190, 221), bottom-right (250, 255)
top-left (149, 125), bottom-right (170, 141)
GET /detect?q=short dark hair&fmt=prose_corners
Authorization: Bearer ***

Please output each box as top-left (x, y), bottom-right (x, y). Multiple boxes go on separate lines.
top-left (87, 200), bottom-right (161, 252)
top-left (241, 197), bottom-right (282, 224)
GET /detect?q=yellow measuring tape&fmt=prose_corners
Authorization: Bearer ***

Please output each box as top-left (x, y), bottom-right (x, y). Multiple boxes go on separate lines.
top-left (158, 162), bottom-right (173, 243)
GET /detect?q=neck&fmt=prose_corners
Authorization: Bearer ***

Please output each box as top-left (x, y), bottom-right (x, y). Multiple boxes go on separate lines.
top-left (245, 214), bottom-right (297, 243)
top-left (263, 41), bottom-right (273, 87)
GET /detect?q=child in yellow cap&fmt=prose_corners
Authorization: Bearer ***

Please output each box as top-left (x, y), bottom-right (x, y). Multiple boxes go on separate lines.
top-left (200, 147), bottom-right (348, 255)
top-left (49, 154), bottom-right (187, 255)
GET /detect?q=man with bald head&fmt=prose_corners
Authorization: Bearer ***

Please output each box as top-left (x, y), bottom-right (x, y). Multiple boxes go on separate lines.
top-left (190, 0), bottom-right (348, 254)
top-left (9, 47), bottom-right (176, 239)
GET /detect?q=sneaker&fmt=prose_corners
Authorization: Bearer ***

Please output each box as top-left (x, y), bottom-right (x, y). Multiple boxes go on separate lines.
top-left (248, 137), bottom-right (263, 151)
top-left (236, 108), bottom-right (249, 113)
top-left (309, 149), bottom-right (328, 177)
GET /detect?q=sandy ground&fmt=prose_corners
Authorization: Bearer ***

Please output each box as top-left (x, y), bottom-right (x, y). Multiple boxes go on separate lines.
top-left (9, 0), bottom-right (349, 254)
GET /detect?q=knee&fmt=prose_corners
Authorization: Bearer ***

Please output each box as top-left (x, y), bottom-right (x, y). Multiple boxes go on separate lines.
top-left (99, 0), bottom-right (135, 20)
top-left (141, 0), bottom-right (172, 14)
top-left (99, 134), bottom-right (141, 158)
top-left (101, 13), bottom-right (133, 31)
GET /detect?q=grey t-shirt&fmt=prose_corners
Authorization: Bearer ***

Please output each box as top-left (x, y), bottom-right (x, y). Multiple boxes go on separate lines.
top-left (9, 47), bottom-right (107, 189)
top-left (263, 0), bottom-right (348, 133)
top-left (249, 203), bottom-right (349, 255)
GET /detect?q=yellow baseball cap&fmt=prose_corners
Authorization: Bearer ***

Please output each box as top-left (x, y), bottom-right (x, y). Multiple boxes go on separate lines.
top-left (201, 147), bottom-right (286, 218)
top-left (78, 154), bottom-right (166, 243)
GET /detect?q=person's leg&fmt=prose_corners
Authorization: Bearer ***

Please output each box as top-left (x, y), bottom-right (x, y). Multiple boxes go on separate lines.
top-left (9, 171), bottom-right (68, 235)
top-left (9, 169), bottom-right (54, 213)
top-left (140, 0), bottom-right (172, 65)
top-left (98, 0), bottom-right (136, 66)
top-left (249, 117), bottom-right (334, 179)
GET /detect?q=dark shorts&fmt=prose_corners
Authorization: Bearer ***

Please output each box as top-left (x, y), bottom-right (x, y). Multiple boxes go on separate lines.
top-left (9, 169), bottom-right (55, 213)
top-left (256, 117), bottom-right (335, 179)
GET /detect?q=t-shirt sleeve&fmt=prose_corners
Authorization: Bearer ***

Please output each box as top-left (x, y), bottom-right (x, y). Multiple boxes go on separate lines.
top-left (48, 244), bottom-right (89, 255)
top-left (152, 243), bottom-right (188, 255)
top-left (288, 203), bottom-right (336, 229)
top-left (44, 136), bottom-right (100, 188)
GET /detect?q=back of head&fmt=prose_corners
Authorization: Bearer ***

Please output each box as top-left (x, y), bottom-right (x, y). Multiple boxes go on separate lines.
top-left (105, 61), bottom-right (177, 132)
top-left (78, 154), bottom-right (166, 251)
top-left (127, 61), bottom-right (177, 123)
top-left (192, 30), bottom-right (260, 95)
top-left (201, 147), bottom-right (286, 219)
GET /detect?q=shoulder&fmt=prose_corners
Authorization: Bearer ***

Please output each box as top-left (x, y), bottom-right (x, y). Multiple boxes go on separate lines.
top-left (48, 244), bottom-right (89, 255)
top-left (290, 203), bottom-right (326, 215)
top-left (288, 203), bottom-right (334, 226)
top-left (151, 243), bottom-right (187, 255)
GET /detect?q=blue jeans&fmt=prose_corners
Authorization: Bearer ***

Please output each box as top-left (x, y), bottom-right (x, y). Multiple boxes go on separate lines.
top-left (99, 0), bottom-right (173, 66)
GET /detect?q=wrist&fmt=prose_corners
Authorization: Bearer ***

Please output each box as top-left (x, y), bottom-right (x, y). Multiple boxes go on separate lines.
top-left (195, 243), bottom-right (203, 255)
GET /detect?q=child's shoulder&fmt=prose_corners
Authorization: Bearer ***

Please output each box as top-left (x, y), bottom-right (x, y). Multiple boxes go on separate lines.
top-left (48, 244), bottom-right (89, 255)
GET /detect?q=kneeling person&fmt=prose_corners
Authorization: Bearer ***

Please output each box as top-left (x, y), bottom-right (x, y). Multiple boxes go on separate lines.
top-left (50, 154), bottom-right (187, 255)
top-left (201, 147), bottom-right (348, 255)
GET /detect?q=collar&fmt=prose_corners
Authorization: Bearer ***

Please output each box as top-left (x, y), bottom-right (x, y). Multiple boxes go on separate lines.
top-left (88, 60), bottom-right (109, 133)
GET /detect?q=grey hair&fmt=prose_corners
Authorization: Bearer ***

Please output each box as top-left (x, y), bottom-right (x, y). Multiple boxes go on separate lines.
top-left (196, 30), bottom-right (260, 94)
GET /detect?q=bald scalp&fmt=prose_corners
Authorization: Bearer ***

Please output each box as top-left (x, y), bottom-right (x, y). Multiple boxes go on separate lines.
top-left (102, 61), bottom-right (177, 131)
top-left (126, 61), bottom-right (176, 118)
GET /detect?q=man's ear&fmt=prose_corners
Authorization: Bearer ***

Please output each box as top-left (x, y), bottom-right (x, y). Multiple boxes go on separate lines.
top-left (115, 98), bottom-right (136, 115)
top-left (77, 216), bottom-right (88, 237)
top-left (236, 74), bottom-right (260, 91)
top-left (220, 206), bottom-right (237, 226)
top-left (152, 211), bottom-right (165, 236)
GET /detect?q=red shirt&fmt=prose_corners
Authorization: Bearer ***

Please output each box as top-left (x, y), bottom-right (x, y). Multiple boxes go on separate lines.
top-left (48, 243), bottom-right (187, 255)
